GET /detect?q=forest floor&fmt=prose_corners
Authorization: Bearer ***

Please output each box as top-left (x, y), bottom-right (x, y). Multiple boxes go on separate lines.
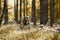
top-left (0, 23), bottom-right (60, 40)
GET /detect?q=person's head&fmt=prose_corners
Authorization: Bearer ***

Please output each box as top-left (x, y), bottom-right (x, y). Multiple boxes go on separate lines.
top-left (24, 16), bottom-right (29, 20)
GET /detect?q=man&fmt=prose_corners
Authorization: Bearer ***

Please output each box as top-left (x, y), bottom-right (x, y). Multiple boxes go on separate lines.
top-left (20, 16), bottom-right (31, 29)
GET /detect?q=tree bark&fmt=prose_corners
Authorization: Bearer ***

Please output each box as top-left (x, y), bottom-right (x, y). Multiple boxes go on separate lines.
top-left (0, 0), bottom-right (1, 15)
top-left (4, 0), bottom-right (8, 24)
top-left (40, 0), bottom-right (48, 25)
top-left (44, 0), bottom-right (48, 24)
top-left (0, 0), bottom-right (1, 26)
top-left (20, 0), bottom-right (22, 18)
top-left (32, 0), bottom-right (36, 25)
top-left (14, 0), bottom-right (18, 23)
top-left (23, 0), bottom-right (25, 16)
top-left (26, 0), bottom-right (28, 16)
top-left (50, 0), bottom-right (54, 26)
top-left (23, 0), bottom-right (28, 16)
top-left (19, 0), bottom-right (22, 24)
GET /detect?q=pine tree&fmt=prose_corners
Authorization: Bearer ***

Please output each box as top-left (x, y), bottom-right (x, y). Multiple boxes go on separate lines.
top-left (26, 0), bottom-right (28, 16)
top-left (20, 0), bottom-right (22, 18)
top-left (39, 0), bottom-right (48, 25)
top-left (19, 0), bottom-right (22, 24)
top-left (14, 0), bottom-right (18, 23)
top-left (44, 0), bottom-right (48, 24)
top-left (0, 0), bottom-right (2, 26)
top-left (50, 0), bottom-right (54, 26)
top-left (0, 0), bottom-right (1, 15)
top-left (32, 0), bottom-right (36, 25)
top-left (23, 0), bottom-right (25, 16)
top-left (4, 0), bottom-right (8, 24)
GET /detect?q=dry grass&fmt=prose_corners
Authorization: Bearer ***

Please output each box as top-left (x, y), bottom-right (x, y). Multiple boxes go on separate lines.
top-left (0, 25), bottom-right (60, 40)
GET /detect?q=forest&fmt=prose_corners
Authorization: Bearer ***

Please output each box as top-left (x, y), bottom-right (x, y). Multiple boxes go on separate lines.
top-left (0, 0), bottom-right (60, 40)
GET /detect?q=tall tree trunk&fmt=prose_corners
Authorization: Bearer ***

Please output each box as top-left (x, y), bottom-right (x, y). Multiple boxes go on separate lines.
top-left (32, 0), bottom-right (36, 25)
top-left (20, 0), bottom-right (22, 18)
top-left (39, 0), bottom-right (48, 25)
top-left (4, 0), bottom-right (8, 24)
top-left (26, 0), bottom-right (28, 16)
top-left (0, 0), bottom-right (1, 26)
top-left (23, 0), bottom-right (25, 16)
top-left (44, 0), bottom-right (48, 25)
top-left (55, 0), bottom-right (59, 23)
top-left (14, 0), bottom-right (18, 23)
top-left (50, 0), bottom-right (54, 26)
top-left (0, 13), bottom-right (4, 26)
top-left (19, 0), bottom-right (22, 24)
top-left (0, 0), bottom-right (1, 15)
top-left (40, 0), bottom-right (44, 25)
top-left (59, 0), bottom-right (60, 19)
top-left (24, 0), bottom-right (28, 16)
